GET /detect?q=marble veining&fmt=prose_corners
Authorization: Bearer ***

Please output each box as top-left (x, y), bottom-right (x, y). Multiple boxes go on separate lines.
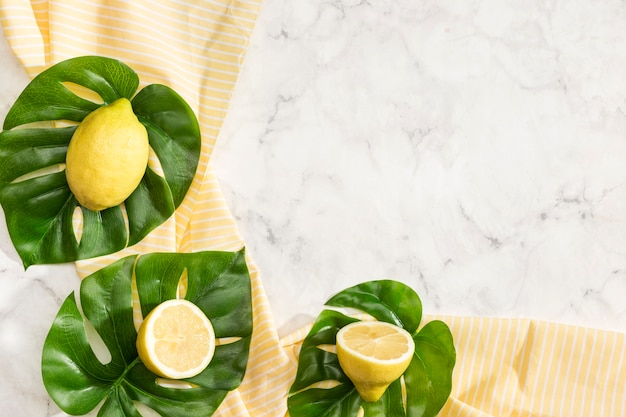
top-left (212, 0), bottom-right (626, 336)
top-left (1, 0), bottom-right (626, 416)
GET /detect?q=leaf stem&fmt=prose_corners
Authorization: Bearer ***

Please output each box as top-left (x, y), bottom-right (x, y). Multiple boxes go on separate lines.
top-left (112, 356), bottom-right (142, 390)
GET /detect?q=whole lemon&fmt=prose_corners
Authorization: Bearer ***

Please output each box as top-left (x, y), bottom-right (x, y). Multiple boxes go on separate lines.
top-left (65, 98), bottom-right (149, 211)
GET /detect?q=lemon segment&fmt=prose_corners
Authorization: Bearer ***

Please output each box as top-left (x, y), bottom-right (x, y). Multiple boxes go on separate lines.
top-left (336, 321), bottom-right (415, 402)
top-left (136, 299), bottom-right (215, 379)
top-left (65, 98), bottom-right (149, 211)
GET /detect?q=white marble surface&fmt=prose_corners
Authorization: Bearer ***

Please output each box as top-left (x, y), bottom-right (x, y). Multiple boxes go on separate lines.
top-left (1, 0), bottom-right (626, 416)
top-left (215, 0), bottom-right (626, 336)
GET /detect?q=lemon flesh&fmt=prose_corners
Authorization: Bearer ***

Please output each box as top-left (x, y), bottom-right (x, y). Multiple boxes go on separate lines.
top-left (65, 98), bottom-right (149, 211)
top-left (136, 299), bottom-right (215, 379)
top-left (336, 321), bottom-right (415, 402)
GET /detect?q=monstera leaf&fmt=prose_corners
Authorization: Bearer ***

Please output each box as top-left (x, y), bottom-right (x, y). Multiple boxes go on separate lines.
top-left (42, 249), bottom-right (252, 417)
top-left (288, 280), bottom-right (456, 417)
top-left (0, 56), bottom-right (201, 267)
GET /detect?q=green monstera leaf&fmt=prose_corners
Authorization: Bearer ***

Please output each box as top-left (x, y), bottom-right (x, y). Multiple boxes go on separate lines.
top-left (0, 56), bottom-right (201, 267)
top-left (288, 280), bottom-right (456, 417)
top-left (42, 249), bottom-right (252, 417)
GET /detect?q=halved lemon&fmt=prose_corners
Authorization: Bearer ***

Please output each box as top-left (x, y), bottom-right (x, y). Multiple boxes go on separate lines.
top-left (136, 299), bottom-right (215, 379)
top-left (336, 320), bottom-right (415, 402)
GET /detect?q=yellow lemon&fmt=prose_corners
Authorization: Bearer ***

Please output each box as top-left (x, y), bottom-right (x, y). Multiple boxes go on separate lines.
top-left (136, 299), bottom-right (215, 379)
top-left (65, 98), bottom-right (149, 211)
top-left (336, 320), bottom-right (415, 402)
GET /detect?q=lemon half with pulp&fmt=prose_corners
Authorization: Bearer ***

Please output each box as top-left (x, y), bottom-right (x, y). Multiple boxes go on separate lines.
top-left (336, 320), bottom-right (415, 402)
top-left (136, 299), bottom-right (215, 379)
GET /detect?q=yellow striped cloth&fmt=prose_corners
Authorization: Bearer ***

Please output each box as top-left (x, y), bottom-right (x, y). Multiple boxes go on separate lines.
top-left (1, 1), bottom-right (625, 417)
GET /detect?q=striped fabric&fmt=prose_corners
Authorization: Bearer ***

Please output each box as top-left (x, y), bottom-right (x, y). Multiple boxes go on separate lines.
top-left (433, 316), bottom-right (625, 417)
top-left (1, 1), bottom-right (625, 417)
